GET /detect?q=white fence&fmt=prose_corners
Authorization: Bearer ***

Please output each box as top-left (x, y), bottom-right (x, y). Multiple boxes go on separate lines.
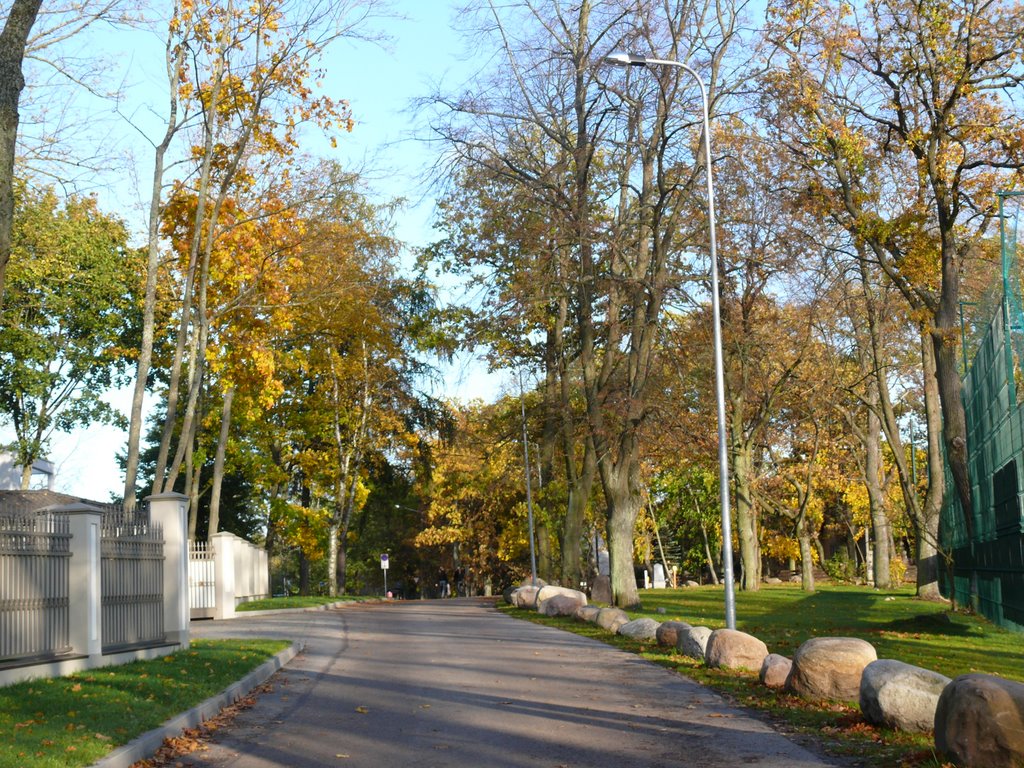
top-left (0, 494), bottom-right (190, 687)
top-left (188, 532), bottom-right (269, 620)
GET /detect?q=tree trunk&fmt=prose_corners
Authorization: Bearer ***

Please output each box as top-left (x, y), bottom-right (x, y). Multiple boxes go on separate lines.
top-left (602, 463), bottom-right (642, 608)
top-left (206, 387), bottom-right (234, 539)
top-left (732, 428), bottom-right (760, 590)
top-left (536, 520), bottom-right (553, 582)
top-left (123, 38), bottom-right (185, 509)
top-left (865, 379), bottom-right (891, 588)
top-left (153, 53), bottom-right (226, 494)
top-left (700, 521), bottom-right (719, 585)
top-left (798, 525), bottom-right (815, 593)
top-left (0, 0), bottom-right (42, 308)
top-left (917, 327), bottom-right (946, 600)
top-left (327, 520), bottom-right (339, 597)
top-left (562, 479), bottom-right (590, 589)
top-left (932, 326), bottom-right (972, 538)
top-left (299, 550), bottom-right (310, 596)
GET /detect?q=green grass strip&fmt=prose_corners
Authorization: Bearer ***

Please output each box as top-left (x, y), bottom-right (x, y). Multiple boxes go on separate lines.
top-left (237, 595), bottom-right (367, 611)
top-left (0, 638), bottom-right (290, 768)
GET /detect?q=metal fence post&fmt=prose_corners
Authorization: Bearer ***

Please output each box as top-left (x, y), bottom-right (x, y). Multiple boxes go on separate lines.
top-left (211, 532), bottom-right (237, 620)
top-left (64, 504), bottom-right (103, 662)
top-left (146, 493), bottom-right (190, 649)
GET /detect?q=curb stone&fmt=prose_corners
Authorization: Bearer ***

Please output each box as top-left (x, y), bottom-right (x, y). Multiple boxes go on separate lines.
top-left (232, 599), bottom-right (375, 617)
top-left (90, 640), bottom-right (303, 767)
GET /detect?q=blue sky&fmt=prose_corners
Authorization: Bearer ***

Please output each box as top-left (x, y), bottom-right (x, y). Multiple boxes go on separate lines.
top-left (7, 0), bottom-right (508, 500)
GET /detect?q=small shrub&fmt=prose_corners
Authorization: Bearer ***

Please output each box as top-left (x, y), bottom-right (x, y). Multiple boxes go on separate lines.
top-left (822, 552), bottom-right (857, 584)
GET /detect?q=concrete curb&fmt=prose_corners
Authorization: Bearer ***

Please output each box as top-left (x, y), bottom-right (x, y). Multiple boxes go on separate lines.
top-left (231, 599), bottom-right (375, 617)
top-left (91, 640), bottom-right (303, 768)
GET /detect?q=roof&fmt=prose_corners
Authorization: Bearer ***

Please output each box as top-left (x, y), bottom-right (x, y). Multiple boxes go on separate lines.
top-left (0, 490), bottom-right (122, 515)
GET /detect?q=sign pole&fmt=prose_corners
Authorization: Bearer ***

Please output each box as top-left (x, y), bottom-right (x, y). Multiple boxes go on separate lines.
top-left (380, 553), bottom-right (390, 598)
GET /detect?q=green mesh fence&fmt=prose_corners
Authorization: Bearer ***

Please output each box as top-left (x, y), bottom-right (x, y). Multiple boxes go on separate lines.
top-left (941, 192), bottom-right (1024, 632)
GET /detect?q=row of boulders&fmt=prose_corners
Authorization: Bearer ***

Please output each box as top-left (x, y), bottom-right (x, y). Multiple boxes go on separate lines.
top-left (503, 582), bottom-right (1024, 768)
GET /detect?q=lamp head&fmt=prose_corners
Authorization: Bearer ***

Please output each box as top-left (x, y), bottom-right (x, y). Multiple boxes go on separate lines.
top-left (604, 52), bottom-right (649, 67)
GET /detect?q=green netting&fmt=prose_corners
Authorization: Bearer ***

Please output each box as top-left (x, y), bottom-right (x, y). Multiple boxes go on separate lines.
top-left (940, 192), bottom-right (1024, 633)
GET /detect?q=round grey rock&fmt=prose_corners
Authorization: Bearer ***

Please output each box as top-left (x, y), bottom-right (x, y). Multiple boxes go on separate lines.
top-left (536, 585), bottom-right (587, 613)
top-left (935, 673), bottom-right (1024, 767)
top-left (860, 659), bottom-right (950, 733)
top-left (677, 626), bottom-right (713, 661)
top-left (787, 636), bottom-right (877, 702)
top-left (574, 604), bottom-right (601, 623)
top-left (618, 617), bottom-right (660, 641)
top-left (761, 654), bottom-right (792, 689)
top-left (656, 620), bottom-right (693, 647)
top-left (540, 593), bottom-right (585, 617)
top-left (511, 586), bottom-right (541, 609)
top-left (595, 607), bottom-right (630, 633)
top-left (705, 628), bottom-right (769, 672)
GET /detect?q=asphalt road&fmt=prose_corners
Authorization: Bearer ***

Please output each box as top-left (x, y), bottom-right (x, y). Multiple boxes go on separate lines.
top-left (186, 598), bottom-right (840, 767)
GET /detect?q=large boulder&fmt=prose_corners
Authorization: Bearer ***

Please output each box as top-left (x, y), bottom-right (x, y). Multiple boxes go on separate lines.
top-left (510, 586), bottom-right (541, 609)
top-left (618, 618), bottom-right (660, 641)
top-left (935, 673), bottom-right (1024, 767)
top-left (787, 637), bottom-right (877, 702)
top-left (656, 620), bottom-right (692, 648)
top-left (677, 626), bottom-right (713, 661)
top-left (590, 575), bottom-right (612, 604)
top-left (536, 585), bottom-right (587, 612)
top-left (520, 577), bottom-right (548, 589)
top-left (574, 605), bottom-right (601, 623)
top-left (705, 629), bottom-right (769, 672)
top-left (760, 654), bottom-right (792, 689)
top-left (595, 607), bottom-right (630, 633)
top-left (540, 594), bottom-right (585, 617)
top-left (860, 659), bottom-right (950, 733)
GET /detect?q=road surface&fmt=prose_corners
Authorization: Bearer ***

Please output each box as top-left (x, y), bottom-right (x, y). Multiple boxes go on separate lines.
top-left (186, 598), bottom-right (840, 767)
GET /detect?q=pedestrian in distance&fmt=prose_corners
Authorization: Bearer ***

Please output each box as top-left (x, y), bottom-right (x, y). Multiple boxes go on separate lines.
top-left (437, 567), bottom-right (450, 598)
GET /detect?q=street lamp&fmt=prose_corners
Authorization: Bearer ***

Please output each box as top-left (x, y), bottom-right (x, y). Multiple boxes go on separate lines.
top-left (604, 52), bottom-right (736, 629)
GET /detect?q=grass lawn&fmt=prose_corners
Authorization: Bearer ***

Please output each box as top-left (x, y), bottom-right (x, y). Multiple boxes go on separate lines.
top-left (636, 584), bottom-right (1023, 683)
top-left (503, 584), bottom-right (1023, 767)
top-left (237, 595), bottom-right (367, 611)
top-left (0, 638), bottom-right (290, 768)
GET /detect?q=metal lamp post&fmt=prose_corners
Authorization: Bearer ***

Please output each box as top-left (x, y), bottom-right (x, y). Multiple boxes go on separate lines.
top-left (604, 52), bottom-right (736, 628)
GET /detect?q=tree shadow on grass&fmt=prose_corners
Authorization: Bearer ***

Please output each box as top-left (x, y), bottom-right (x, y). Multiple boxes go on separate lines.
top-left (880, 612), bottom-right (974, 637)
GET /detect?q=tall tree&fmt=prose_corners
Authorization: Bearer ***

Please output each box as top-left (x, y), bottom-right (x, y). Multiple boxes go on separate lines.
top-left (765, 0), bottom-right (1024, 541)
top-left (151, 0), bottom-right (361, 504)
top-left (0, 182), bottom-right (138, 484)
top-left (0, 0), bottom-right (42, 307)
top-left (434, 0), bottom-right (745, 606)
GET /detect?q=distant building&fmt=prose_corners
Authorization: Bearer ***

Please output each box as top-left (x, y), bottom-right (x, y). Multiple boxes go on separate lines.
top-left (0, 453), bottom-right (56, 491)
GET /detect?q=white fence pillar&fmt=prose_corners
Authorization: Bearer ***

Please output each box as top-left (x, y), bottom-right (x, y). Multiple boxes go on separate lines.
top-left (211, 532), bottom-right (237, 620)
top-left (258, 548), bottom-right (269, 597)
top-left (64, 505), bottom-right (103, 662)
top-left (147, 493), bottom-right (190, 648)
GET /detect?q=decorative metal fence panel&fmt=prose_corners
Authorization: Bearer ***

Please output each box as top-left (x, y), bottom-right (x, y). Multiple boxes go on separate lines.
top-left (188, 540), bottom-right (216, 618)
top-left (0, 513), bottom-right (71, 663)
top-left (101, 510), bottom-right (165, 650)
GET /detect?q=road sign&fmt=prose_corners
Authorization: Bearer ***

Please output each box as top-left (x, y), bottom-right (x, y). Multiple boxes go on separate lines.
top-left (380, 553), bottom-right (390, 570)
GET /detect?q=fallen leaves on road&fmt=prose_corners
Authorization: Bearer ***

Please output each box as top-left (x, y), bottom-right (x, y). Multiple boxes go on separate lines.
top-left (130, 683), bottom-right (272, 767)
top-left (355, 706), bottom-right (369, 714)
